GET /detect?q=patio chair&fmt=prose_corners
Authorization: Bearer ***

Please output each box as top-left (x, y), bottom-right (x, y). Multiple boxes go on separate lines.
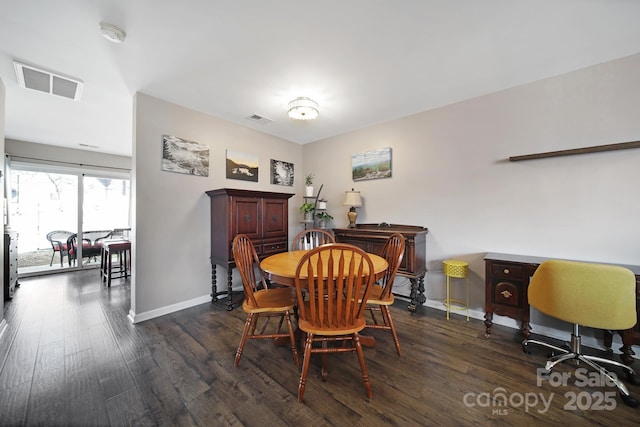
top-left (67, 230), bottom-right (113, 266)
top-left (46, 230), bottom-right (74, 267)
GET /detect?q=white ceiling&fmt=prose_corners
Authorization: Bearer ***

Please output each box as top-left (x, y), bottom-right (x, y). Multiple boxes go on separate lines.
top-left (1, 0), bottom-right (640, 157)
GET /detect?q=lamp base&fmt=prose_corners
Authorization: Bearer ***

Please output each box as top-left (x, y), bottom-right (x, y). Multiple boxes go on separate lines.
top-left (347, 207), bottom-right (358, 228)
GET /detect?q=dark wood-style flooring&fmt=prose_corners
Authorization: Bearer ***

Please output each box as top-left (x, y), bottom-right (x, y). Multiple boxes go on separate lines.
top-left (0, 270), bottom-right (638, 426)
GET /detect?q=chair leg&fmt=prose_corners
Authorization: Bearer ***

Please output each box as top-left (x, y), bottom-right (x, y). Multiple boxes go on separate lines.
top-left (381, 305), bottom-right (402, 356)
top-left (298, 333), bottom-right (314, 402)
top-left (49, 250), bottom-right (55, 267)
top-left (353, 333), bottom-right (372, 399)
top-left (234, 313), bottom-right (255, 367)
top-left (582, 354), bottom-right (635, 378)
top-left (284, 310), bottom-right (299, 366)
top-left (522, 338), bottom-right (569, 356)
top-left (321, 341), bottom-right (329, 381)
top-left (545, 352), bottom-right (578, 372)
top-left (578, 355), bottom-right (638, 407)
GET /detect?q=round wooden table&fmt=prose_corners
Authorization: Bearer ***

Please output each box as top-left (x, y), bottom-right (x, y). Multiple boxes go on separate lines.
top-left (261, 249), bottom-right (388, 349)
top-left (260, 250), bottom-right (388, 287)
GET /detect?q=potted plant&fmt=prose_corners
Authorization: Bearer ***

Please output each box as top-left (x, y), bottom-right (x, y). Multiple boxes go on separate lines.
top-left (315, 211), bottom-right (334, 229)
top-left (300, 202), bottom-right (315, 222)
top-left (305, 173), bottom-right (314, 197)
top-left (317, 198), bottom-right (327, 210)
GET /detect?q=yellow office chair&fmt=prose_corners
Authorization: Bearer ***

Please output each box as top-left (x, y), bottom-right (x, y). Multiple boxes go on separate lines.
top-left (522, 259), bottom-right (638, 407)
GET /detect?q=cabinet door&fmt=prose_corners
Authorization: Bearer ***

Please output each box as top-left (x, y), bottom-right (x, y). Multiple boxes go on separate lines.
top-left (232, 197), bottom-right (261, 239)
top-left (262, 198), bottom-right (288, 238)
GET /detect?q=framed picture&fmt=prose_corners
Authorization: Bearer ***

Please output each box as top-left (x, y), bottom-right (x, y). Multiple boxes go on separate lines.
top-left (161, 135), bottom-right (209, 177)
top-left (352, 147), bottom-right (392, 181)
top-left (270, 159), bottom-right (294, 186)
top-left (226, 150), bottom-right (258, 182)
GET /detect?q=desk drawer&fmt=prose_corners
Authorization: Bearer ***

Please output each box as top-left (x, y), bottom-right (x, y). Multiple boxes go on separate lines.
top-left (491, 279), bottom-right (523, 308)
top-left (491, 263), bottom-right (524, 280)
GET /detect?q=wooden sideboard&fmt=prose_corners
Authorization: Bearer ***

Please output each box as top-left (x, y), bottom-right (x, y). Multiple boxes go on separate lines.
top-left (206, 188), bottom-right (293, 310)
top-left (484, 252), bottom-right (640, 365)
top-left (333, 223), bottom-right (428, 312)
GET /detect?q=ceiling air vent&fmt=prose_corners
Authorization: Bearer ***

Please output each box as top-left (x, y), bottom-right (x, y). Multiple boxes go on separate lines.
top-left (246, 114), bottom-right (272, 125)
top-left (14, 61), bottom-right (84, 101)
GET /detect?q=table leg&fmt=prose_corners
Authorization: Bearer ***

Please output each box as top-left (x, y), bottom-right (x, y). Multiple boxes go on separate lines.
top-left (620, 329), bottom-right (636, 366)
top-left (226, 268), bottom-right (234, 311)
top-left (211, 264), bottom-right (218, 302)
top-left (408, 278), bottom-right (418, 312)
top-left (484, 311), bottom-right (493, 337)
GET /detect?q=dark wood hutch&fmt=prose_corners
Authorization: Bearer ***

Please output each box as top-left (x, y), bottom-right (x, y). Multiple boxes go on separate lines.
top-left (206, 188), bottom-right (293, 310)
top-left (333, 223), bottom-right (428, 312)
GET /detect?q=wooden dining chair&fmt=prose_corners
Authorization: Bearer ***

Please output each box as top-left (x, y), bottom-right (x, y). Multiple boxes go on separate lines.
top-left (232, 234), bottom-right (299, 367)
top-left (291, 228), bottom-right (335, 251)
top-left (361, 233), bottom-right (406, 356)
top-left (294, 243), bottom-right (375, 402)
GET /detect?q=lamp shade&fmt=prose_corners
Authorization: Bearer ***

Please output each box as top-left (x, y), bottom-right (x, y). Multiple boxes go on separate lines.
top-left (343, 189), bottom-right (362, 207)
top-left (287, 97), bottom-right (319, 120)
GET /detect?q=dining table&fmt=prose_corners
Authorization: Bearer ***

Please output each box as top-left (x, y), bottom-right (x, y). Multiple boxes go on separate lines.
top-left (260, 249), bottom-right (389, 347)
top-left (260, 249), bottom-right (388, 286)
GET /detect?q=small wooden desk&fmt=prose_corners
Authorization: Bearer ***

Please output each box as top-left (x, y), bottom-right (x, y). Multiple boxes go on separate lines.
top-left (484, 252), bottom-right (640, 365)
top-left (261, 250), bottom-right (388, 287)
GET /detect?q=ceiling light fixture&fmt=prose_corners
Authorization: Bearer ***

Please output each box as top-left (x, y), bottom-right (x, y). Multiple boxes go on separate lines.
top-left (287, 97), bottom-right (319, 120)
top-left (99, 22), bottom-right (126, 43)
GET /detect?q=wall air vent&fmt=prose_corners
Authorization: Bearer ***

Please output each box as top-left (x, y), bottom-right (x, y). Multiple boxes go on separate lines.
top-left (14, 61), bottom-right (84, 101)
top-left (246, 114), bottom-right (272, 125)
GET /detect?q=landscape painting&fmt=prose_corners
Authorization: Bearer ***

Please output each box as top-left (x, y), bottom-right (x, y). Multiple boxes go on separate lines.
top-left (161, 135), bottom-right (209, 177)
top-left (352, 147), bottom-right (392, 181)
top-left (226, 150), bottom-right (259, 182)
top-left (270, 159), bottom-right (294, 186)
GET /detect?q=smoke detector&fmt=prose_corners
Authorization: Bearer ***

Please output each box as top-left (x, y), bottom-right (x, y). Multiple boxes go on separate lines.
top-left (99, 22), bottom-right (126, 43)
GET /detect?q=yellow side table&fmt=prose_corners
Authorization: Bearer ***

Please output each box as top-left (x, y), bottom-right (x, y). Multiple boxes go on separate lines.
top-left (443, 259), bottom-right (469, 321)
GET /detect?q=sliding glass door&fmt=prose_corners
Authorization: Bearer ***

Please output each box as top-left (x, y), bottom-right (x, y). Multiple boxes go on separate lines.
top-left (8, 162), bottom-right (130, 275)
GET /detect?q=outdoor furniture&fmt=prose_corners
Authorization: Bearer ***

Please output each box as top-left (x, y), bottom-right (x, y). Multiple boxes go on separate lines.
top-left (112, 227), bottom-right (131, 238)
top-left (67, 230), bottom-right (113, 266)
top-left (45, 230), bottom-right (74, 267)
top-left (101, 240), bottom-right (131, 286)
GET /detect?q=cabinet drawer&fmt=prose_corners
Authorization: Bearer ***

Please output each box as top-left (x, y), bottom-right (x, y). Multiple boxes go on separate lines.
top-left (491, 279), bottom-right (523, 308)
top-left (491, 263), bottom-right (524, 279)
top-left (261, 239), bottom-right (287, 256)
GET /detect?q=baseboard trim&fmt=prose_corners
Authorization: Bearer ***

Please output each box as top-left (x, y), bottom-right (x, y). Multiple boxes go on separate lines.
top-left (128, 294), bottom-right (212, 324)
top-left (412, 297), bottom-right (626, 353)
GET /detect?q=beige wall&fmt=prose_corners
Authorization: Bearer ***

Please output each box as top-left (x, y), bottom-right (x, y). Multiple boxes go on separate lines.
top-left (303, 52), bottom-right (640, 336)
top-left (131, 93), bottom-right (303, 320)
top-left (5, 53), bottom-right (639, 346)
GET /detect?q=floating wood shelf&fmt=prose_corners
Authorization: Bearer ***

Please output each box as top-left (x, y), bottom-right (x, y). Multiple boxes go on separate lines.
top-left (509, 140), bottom-right (640, 162)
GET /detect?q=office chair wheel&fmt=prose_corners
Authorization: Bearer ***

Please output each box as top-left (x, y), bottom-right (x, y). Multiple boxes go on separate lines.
top-left (620, 392), bottom-right (639, 408)
top-left (538, 369), bottom-right (551, 378)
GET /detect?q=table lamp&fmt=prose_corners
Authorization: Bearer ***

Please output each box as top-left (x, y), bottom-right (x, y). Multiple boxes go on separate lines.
top-left (343, 189), bottom-right (362, 228)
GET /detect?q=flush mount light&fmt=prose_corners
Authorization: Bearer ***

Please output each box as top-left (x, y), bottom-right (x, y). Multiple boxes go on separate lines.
top-left (287, 97), bottom-right (319, 120)
top-left (99, 22), bottom-right (126, 43)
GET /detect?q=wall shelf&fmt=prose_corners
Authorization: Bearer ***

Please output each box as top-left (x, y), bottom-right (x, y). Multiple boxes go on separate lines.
top-left (509, 140), bottom-right (640, 162)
